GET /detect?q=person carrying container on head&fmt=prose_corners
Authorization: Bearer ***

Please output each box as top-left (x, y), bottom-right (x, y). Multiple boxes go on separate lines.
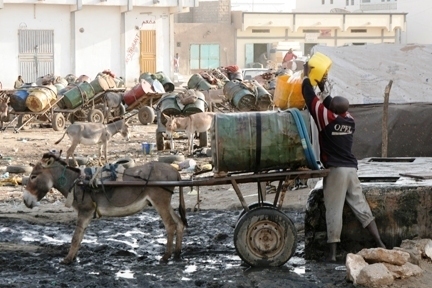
top-left (301, 59), bottom-right (386, 262)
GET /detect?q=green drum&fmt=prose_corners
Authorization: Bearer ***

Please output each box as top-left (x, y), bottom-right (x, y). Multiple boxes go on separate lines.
top-left (90, 75), bottom-right (116, 94)
top-left (59, 82), bottom-right (96, 109)
top-left (223, 80), bottom-right (256, 111)
top-left (211, 110), bottom-right (311, 173)
top-left (187, 74), bottom-right (214, 91)
top-left (183, 90), bottom-right (206, 115)
top-left (254, 81), bottom-right (273, 111)
top-left (157, 93), bottom-right (182, 117)
top-left (154, 71), bottom-right (175, 93)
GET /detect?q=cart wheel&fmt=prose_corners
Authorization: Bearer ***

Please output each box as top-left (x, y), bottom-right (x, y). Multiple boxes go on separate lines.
top-left (234, 207), bottom-right (297, 267)
top-left (156, 131), bottom-right (165, 151)
top-left (199, 131), bottom-right (208, 147)
top-left (17, 114), bottom-right (32, 130)
top-left (138, 106), bottom-right (155, 125)
top-left (52, 113), bottom-right (65, 131)
top-left (88, 109), bottom-right (105, 123)
top-left (237, 201), bottom-right (276, 225)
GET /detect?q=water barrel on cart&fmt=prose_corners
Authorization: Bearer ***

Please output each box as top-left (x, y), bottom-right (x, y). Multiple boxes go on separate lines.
top-left (90, 74), bottom-right (116, 94)
top-left (211, 110), bottom-right (311, 173)
top-left (10, 89), bottom-right (30, 112)
top-left (59, 81), bottom-right (95, 109)
top-left (157, 93), bottom-right (182, 116)
top-left (123, 79), bottom-right (154, 106)
top-left (154, 71), bottom-right (175, 93)
top-left (253, 81), bottom-right (273, 111)
top-left (223, 80), bottom-right (256, 111)
top-left (187, 74), bottom-right (214, 91)
top-left (25, 85), bottom-right (57, 112)
top-left (182, 90), bottom-right (206, 115)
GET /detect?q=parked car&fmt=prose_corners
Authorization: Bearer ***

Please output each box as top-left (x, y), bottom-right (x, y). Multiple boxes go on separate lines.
top-left (242, 68), bottom-right (271, 80)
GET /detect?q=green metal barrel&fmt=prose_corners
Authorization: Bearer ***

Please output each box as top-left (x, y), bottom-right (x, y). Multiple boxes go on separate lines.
top-left (59, 81), bottom-right (96, 109)
top-left (183, 90), bottom-right (206, 115)
top-left (187, 74), bottom-right (214, 91)
top-left (211, 110), bottom-right (310, 173)
top-left (154, 71), bottom-right (175, 93)
top-left (157, 93), bottom-right (182, 116)
top-left (254, 81), bottom-right (273, 111)
top-left (223, 80), bottom-right (256, 111)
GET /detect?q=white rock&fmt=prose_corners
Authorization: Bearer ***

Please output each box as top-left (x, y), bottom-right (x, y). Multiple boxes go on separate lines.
top-left (346, 253), bottom-right (368, 284)
top-left (393, 247), bottom-right (421, 265)
top-left (400, 238), bottom-right (432, 259)
top-left (356, 263), bottom-right (394, 287)
top-left (358, 247), bottom-right (410, 266)
top-left (383, 262), bottom-right (423, 279)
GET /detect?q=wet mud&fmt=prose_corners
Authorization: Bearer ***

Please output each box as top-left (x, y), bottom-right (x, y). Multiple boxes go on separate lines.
top-left (0, 208), bottom-right (354, 288)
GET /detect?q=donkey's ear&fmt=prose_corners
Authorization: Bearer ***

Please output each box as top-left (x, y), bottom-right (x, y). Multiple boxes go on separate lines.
top-left (163, 113), bottom-right (171, 121)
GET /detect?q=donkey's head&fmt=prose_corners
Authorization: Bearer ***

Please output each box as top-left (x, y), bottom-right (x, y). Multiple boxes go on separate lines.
top-left (23, 152), bottom-right (79, 208)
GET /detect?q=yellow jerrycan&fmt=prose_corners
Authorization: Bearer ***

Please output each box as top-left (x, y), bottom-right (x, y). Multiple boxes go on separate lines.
top-left (273, 71), bottom-right (305, 110)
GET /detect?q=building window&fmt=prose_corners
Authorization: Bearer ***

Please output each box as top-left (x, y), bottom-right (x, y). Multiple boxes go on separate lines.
top-left (251, 29), bottom-right (270, 33)
top-left (362, 0), bottom-right (370, 3)
top-left (190, 44), bottom-right (220, 70)
top-left (322, 0), bottom-right (325, 4)
top-left (351, 0), bottom-right (354, 4)
top-left (351, 29), bottom-right (367, 33)
top-left (303, 29), bottom-right (320, 33)
top-left (331, 0), bottom-right (333, 4)
top-left (346, 0), bottom-right (349, 5)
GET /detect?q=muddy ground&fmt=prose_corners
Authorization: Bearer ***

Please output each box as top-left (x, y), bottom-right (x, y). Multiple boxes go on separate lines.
top-left (1, 118), bottom-right (431, 288)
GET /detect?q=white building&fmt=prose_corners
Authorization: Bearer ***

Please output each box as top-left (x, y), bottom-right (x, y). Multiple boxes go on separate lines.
top-left (293, 0), bottom-right (432, 44)
top-left (0, 0), bottom-right (198, 89)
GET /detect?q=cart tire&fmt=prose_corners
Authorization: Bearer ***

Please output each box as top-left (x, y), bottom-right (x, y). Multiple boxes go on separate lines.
top-left (17, 114), bottom-right (32, 130)
top-left (52, 113), bottom-right (65, 131)
top-left (88, 109), bottom-right (105, 123)
top-left (156, 131), bottom-right (165, 151)
top-left (138, 106), bottom-right (155, 125)
top-left (234, 207), bottom-right (297, 267)
top-left (237, 201), bottom-right (276, 225)
top-left (158, 154), bottom-right (185, 164)
top-left (199, 131), bottom-right (208, 147)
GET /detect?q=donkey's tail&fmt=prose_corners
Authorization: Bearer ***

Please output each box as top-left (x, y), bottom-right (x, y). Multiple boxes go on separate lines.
top-left (54, 131), bottom-right (66, 145)
top-left (178, 174), bottom-right (188, 228)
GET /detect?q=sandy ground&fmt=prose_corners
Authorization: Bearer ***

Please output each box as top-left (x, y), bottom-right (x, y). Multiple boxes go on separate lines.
top-left (1, 118), bottom-right (432, 287)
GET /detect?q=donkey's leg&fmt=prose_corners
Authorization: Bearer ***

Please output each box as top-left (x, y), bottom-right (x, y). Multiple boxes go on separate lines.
top-left (62, 208), bottom-right (94, 264)
top-left (169, 207), bottom-right (185, 260)
top-left (150, 195), bottom-right (178, 263)
top-left (67, 142), bottom-right (79, 167)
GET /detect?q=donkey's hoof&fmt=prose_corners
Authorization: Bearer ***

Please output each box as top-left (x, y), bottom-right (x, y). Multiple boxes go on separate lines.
top-left (159, 257), bottom-right (169, 264)
top-left (60, 257), bottom-right (74, 265)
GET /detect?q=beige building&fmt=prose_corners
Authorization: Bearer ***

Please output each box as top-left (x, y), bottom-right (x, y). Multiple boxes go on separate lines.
top-left (175, 0), bottom-right (406, 74)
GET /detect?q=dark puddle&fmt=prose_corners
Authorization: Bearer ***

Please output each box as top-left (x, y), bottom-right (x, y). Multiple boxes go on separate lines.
top-left (0, 210), bottom-right (353, 287)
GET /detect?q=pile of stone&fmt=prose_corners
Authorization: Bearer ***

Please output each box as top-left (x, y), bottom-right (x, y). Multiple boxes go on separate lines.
top-left (346, 238), bottom-right (432, 287)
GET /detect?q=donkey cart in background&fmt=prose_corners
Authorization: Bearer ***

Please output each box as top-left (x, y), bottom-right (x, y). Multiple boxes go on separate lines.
top-left (7, 95), bottom-right (66, 133)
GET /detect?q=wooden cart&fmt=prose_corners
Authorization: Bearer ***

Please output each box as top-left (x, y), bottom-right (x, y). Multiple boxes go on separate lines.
top-left (95, 167), bottom-right (328, 268)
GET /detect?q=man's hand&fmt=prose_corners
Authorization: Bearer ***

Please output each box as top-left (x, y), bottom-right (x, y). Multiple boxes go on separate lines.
top-left (316, 79), bottom-right (326, 93)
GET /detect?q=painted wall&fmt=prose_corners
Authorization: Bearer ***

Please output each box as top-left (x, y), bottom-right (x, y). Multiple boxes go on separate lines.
top-left (0, 4), bottom-right (71, 88)
top-left (0, 2), bottom-right (192, 89)
top-left (397, 0), bottom-right (432, 44)
top-left (174, 23), bottom-right (236, 75)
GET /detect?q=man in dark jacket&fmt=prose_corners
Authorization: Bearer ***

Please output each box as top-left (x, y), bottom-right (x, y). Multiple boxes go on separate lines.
top-left (302, 62), bottom-right (386, 262)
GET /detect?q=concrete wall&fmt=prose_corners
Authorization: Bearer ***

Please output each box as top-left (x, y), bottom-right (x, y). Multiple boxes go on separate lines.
top-left (0, 2), bottom-right (192, 89)
top-left (174, 23), bottom-right (236, 75)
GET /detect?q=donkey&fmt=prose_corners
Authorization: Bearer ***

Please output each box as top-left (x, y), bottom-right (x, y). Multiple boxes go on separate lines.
top-left (55, 118), bottom-right (130, 166)
top-left (0, 97), bottom-right (10, 131)
top-left (163, 112), bottom-right (215, 155)
top-left (101, 91), bottom-right (126, 122)
top-left (23, 152), bottom-right (187, 264)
